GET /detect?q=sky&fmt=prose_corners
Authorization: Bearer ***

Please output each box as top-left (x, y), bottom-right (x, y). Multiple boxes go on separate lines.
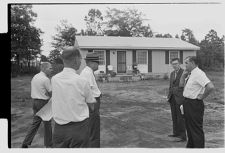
top-left (31, 3), bottom-right (225, 56)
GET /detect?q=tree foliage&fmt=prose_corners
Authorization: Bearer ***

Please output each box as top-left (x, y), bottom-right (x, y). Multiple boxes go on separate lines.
top-left (198, 29), bottom-right (224, 70)
top-left (11, 5), bottom-right (43, 66)
top-left (51, 20), bottom-right (77, 51)
top-left (155, 33), bottom-right (173, 38)
top-left (84, 9), bottom-right (104, 36)
top-left (104, 8), bottom-right (153, 37)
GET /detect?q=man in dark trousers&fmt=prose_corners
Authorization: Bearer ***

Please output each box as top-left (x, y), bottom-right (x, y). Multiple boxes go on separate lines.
top-left (51, 47), bottom-right (96, 148)
top-left (179, 56), bottom-right (214, 148)
top-left (167, 58), bottom-right (187, 142)
top-left (21, 62), bottom-right (53, 148)
top-left (80, 53), bottom-right (101, 148)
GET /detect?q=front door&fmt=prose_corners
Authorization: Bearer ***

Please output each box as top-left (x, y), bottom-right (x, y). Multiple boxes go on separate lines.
top-left (117, 51), bottom-right (126, 73)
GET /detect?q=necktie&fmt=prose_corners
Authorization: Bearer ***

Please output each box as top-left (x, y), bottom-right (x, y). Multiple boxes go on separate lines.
top-left (184, 74), bottom-right (190, 86)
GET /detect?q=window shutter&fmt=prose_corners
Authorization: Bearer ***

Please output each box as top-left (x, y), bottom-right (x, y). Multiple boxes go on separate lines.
top-left (180, 50), bottom-right (183, 64)
top-left (165, 51), bottom-right (169, 64)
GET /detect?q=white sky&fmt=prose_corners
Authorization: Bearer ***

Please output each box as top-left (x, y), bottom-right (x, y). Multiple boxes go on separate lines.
top-left (31, 3), bottom-right (225, 56)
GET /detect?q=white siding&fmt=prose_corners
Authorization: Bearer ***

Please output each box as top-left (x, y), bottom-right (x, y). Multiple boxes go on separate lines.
top-left (152, 50), bottom-right (170, 74)
top-left (152, 50), bottom-right (197, 74)
top-left (110, 50), bottom-right (117, 72)
top-left (126, 50), bottom-right (132, 72)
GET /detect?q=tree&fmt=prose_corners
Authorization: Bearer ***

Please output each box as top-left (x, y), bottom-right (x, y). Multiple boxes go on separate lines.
top-left (198, 29), bottom-right (224, 69)
top-left (84, 9), bottom-right (104, 36)
top-left (175, 34), bottom-right (179, 38)
top-left (48, 49), bottom-right (61, 64)
top-left (104, 8), bottom-right (153, 37)
top-left (40, 55), bottom-right (48, 62)
top-left (155, 33), bottom-right (173, 38)
top-left (51, 20), bottom-right (77, 51)
top-left (181, 28), bottom-right (198, 45)
top-left (11, 5), bottom-right (43, 68)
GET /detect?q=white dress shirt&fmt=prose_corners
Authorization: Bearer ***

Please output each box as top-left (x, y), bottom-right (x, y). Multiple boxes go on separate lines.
top-left (183, 67), bottom-right (210, 99)
top-left (80, 66), bottom-right (101, 98)
top-left (31, 71), bottom-right (51, 100)
top-left (51, 67), bottom-right (96, 125)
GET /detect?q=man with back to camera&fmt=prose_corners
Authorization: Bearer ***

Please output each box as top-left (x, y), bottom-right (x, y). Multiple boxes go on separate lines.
top-left (51, 46), bottom-right (96, 148)
top-left (179, 56), bottom-right (214, 148)
top-left (167, 58), bottom-right (187, 142)
top-left (21, 62), bottom-right (53, 148)
top-left (80, 53), bottom-right (101, 148)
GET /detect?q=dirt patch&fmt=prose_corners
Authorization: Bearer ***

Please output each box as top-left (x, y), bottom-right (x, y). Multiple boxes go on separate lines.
top-left (11, 72), bottom-right (224, 148)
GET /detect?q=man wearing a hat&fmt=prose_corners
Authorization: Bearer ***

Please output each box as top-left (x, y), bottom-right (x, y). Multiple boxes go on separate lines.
top-left (80, 52), bottom-right (102, 148)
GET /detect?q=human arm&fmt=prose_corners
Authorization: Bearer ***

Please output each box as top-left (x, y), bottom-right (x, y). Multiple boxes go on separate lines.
top-left (197, 82), bottom-right (214, 100)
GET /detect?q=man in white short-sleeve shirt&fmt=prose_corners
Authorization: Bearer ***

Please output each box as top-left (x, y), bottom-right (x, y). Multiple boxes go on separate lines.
top-left (22, 62), bottom-right (53, 148)
top-left (179, 56), bottom-right (214, 148)
top-left (80, 53), bottom-right (101, 148)
top-left (51, 46), bottom-right (96, 148)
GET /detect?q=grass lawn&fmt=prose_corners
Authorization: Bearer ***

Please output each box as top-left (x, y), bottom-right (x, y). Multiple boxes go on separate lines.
top-left (11, 71), bottom-right (224, 148)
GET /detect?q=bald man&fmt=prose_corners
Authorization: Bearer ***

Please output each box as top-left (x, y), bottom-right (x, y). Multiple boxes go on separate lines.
top-left (22, 62), bottom-right (53, 148)
top-left (51, 47), bottom-right (96, 148)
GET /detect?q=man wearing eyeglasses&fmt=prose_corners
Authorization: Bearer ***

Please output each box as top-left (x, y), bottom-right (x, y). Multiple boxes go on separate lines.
top-left (167, 58), bottom-right (187, 142)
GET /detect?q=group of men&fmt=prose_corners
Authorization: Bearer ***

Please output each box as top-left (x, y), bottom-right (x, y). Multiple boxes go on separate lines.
top-left (167, 56), bottom-right (214, 148)
top-left (21, 46), bottom-right (101, 148)
top-left (20, 46), bottom-right (214, 148)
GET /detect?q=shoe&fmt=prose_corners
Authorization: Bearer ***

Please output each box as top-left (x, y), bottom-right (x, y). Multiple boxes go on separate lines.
top-left (21, 144), bottom-right (28, 148)
top-left (168, 134), bottom-right (178, 137)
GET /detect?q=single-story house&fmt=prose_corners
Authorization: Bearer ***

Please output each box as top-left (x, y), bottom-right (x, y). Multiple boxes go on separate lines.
top-left (76, 36), bottom-right (200, 75)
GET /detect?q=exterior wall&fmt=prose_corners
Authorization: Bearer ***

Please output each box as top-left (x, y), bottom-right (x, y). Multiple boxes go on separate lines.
top-left (80, 49), bottom-right (197, 75)
top-left (152, 50), bottom-right (197, 75)
top-left (126, 50), bottom-right (133, 72)
top-left (110, 50), bottom-right (117, 72)
top-left (152, 50), bottom-right (171, 74)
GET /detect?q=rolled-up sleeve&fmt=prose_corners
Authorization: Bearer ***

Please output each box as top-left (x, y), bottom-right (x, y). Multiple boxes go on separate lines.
top-left (84, 81), bottom-right (96, 103)
top-left (196, 72), bottom-right (210, 87)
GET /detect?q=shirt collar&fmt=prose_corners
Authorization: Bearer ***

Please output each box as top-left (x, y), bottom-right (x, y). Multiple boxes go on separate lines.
top-left (191, 66), bottom-right (198, 74)
top-left (40, 71), bottom-right (47, 77)
top-left (63, 67), bottom-right (77, 74)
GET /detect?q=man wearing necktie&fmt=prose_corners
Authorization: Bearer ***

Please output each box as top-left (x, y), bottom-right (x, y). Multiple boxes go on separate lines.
top-left (179, 56), bottom-right (214, 148)
top-left (80, 53), bottom-right (102, 148)
top-left (167, 58), bottom-right (187, 142)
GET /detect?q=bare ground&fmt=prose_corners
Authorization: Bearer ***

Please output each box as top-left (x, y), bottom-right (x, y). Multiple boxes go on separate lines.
top-left (11, 71), bottom-right (224, 148)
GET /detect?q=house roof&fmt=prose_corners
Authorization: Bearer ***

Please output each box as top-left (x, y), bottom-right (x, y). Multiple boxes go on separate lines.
top-left (76, 36), bottom-right (200, 50)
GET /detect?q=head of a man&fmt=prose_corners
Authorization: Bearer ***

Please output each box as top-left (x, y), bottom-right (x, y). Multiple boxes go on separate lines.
top-left (184, 56), bottom-right (198, 72)
top-left (40, 62), bottom-right (52, 76)
top-left (171, 58), bottom-right (181, 71)
top-left (85, 53), bottom-right (99, 72)
top-left (61, 46), bottom-right (82, 70)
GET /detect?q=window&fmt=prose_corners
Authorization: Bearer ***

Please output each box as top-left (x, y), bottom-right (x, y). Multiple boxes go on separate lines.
top-left (93, 50), bottom-right (105, 65)
top-left (169, 51), bottom-right (179, 63)
top-left (137, 50), bottom-right (147, 64)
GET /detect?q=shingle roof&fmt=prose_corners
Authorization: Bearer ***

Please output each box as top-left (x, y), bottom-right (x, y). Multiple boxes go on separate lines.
top-left (76, 36), bottom-right (200, 50)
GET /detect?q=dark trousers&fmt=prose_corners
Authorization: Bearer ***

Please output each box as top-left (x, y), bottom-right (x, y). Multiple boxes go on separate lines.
top-left (183, 98), bottom-right (205, 148)
top-left (169, 95), bottom-right (186, 139)
top-left (22, 99), bottom-right (52, 147)
top-left (53, 118), bottom-right (89, 148)
top-left (88, 97), bottom-right (101, 148)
